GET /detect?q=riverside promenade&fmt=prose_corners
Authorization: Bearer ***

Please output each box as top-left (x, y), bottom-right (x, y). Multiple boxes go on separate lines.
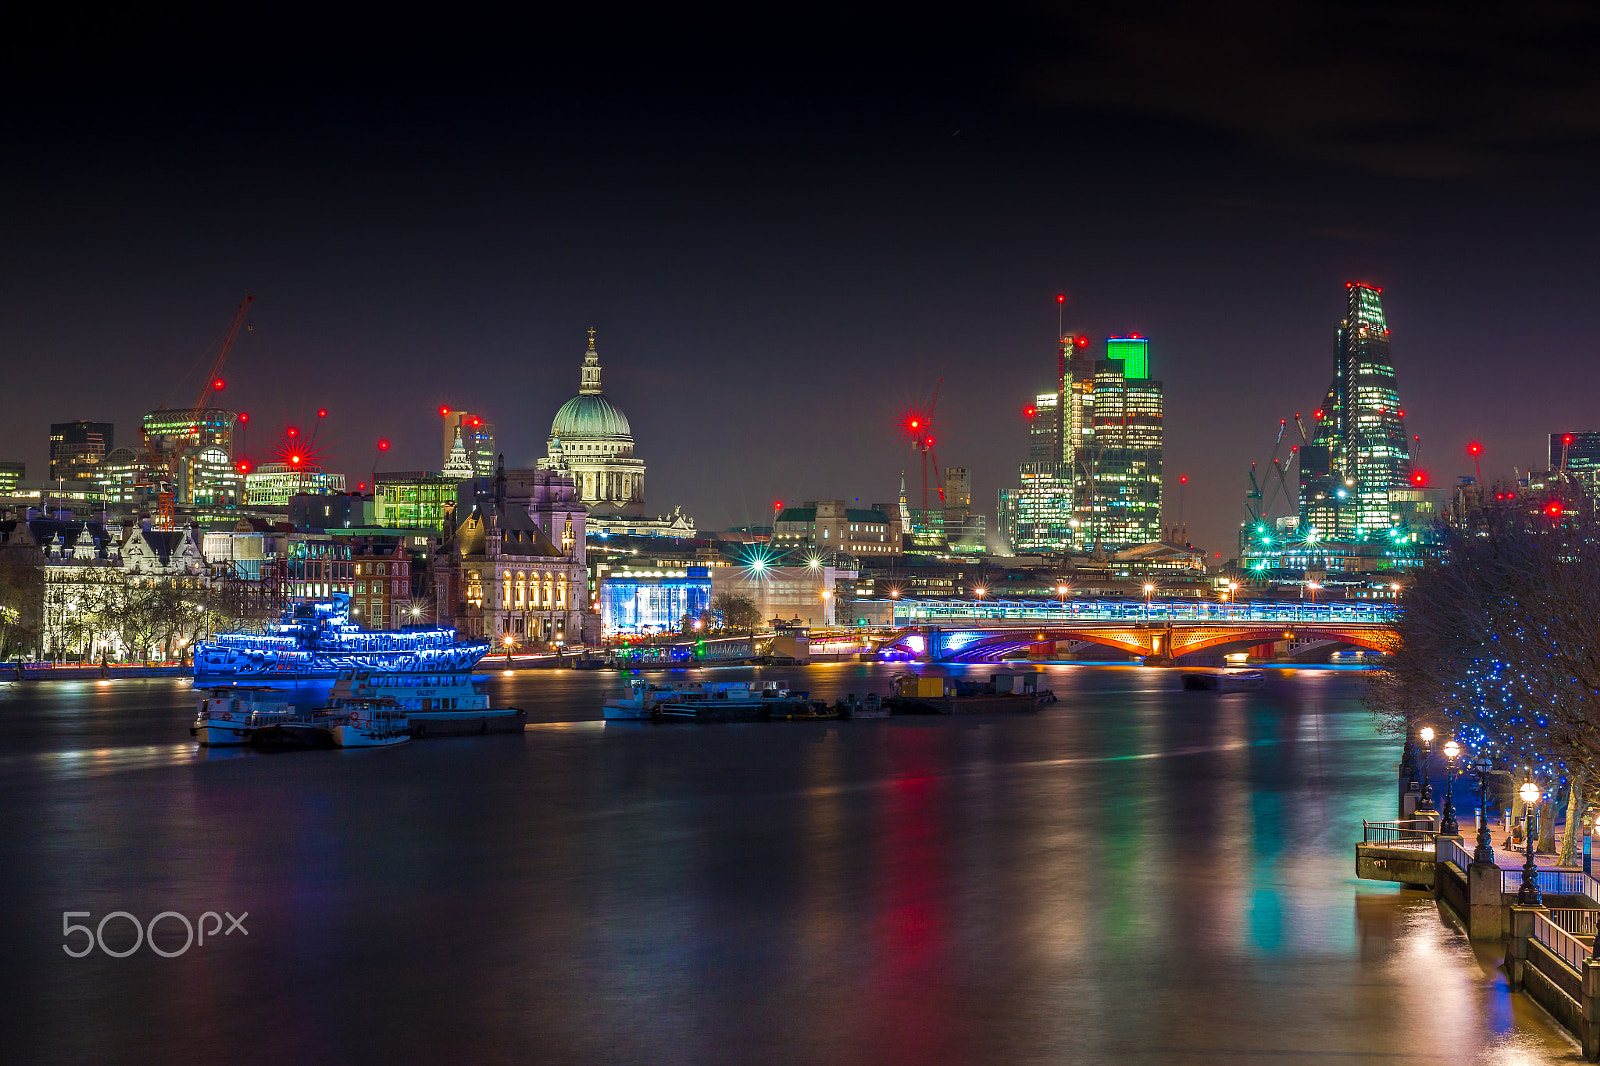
top-left (1358, 808), bottom-right (1600, 1058)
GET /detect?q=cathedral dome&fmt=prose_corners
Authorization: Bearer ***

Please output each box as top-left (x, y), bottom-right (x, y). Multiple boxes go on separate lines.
top-left (551, 393), bottom-right (631, 441)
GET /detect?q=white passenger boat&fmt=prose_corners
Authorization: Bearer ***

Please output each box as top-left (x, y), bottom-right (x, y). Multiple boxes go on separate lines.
top-left (342, 669), bottom-right (525, 736)
top-left (326, 697), bottom-right (413, 748)
top-left (255, 696), bottom-right (412, 749)
top-left (603, 678), bottom-right (806, 721)
top-left (191, 688), bottom-right (296, 746)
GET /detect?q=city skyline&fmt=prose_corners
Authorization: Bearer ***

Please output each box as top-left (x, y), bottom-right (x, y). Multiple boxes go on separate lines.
top-left (5, 7), bottom-right (1600, 553)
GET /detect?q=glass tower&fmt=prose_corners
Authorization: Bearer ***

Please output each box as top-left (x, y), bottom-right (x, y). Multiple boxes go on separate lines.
top-left (1301, 284), bottom-right (1411, 539)
top-left (1076, 350), bottom-right (1163, 551)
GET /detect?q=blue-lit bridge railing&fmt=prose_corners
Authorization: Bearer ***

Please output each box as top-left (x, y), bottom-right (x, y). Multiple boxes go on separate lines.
top-left (887, 598), bottom-right (1399, 625)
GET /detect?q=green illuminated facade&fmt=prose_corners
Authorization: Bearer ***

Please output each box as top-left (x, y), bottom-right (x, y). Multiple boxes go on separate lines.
top-left (374, 472), bottom-right (458, 531)
top-left (1106, 336), bottom-right (1150, 380)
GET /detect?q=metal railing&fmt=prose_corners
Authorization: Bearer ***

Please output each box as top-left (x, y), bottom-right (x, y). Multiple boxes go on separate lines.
top-left (1502, 867), bottom-right (1590, 897)
top-left (1362, 819), bottom-right (1438, 847)
top-left (887, 598), bottom-right (1399, 625)
top-left (1534, 912), bottom-right (1591, 971)
top-left (1549, 909), bottom-right (1600, 939)
top-left (1444, 838), bottom-right (1473, 872)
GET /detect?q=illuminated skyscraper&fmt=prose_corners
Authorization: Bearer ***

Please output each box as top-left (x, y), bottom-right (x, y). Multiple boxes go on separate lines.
top-left (1075, 338), bottom-right (1163, 551)
top-left (1300, 284), bottom-right (1412, 539)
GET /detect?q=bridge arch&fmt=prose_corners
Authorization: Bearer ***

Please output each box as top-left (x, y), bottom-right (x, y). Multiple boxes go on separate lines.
top-left (880, 622), bottom-right (1396, 663)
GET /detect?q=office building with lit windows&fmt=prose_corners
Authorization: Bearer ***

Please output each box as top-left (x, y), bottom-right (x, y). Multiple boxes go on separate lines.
top-left (245, 462), bottom-right (346, 509)
top-left (1074, 338), bottom-right (1163, 552)
top-left (373, 470), bottom-right (458, 530)
top-left (1299, 283), bottom-right (1413, 540)
top-left (49, 421), bottom-right (114, 483)
top-left (1550, 432), bottom-right (1600, 493)
top-left (772, 501), bottom-right (900, 557)
top-left (140, 407), bottom-right (241, 507)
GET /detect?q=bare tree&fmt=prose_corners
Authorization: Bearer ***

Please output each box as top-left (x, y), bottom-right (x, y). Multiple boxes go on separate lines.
top-left (1371, 500), bottom-right (1600, 849)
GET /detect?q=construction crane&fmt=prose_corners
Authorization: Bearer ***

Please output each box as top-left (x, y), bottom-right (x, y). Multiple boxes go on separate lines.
top-left (901, 380), bottom-right (945, 537)
top-left (154, 294), bottom-right (256, 527)
top-left (1244, 416), bottom-right (1307, 540)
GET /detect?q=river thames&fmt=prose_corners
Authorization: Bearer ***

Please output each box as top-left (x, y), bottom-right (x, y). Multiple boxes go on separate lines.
top-left (0, 664), bottom-right (1578, 1064)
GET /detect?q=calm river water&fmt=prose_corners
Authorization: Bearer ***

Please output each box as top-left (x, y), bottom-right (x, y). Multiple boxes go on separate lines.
top-left (0, 664), bottom-right (1579, 1065)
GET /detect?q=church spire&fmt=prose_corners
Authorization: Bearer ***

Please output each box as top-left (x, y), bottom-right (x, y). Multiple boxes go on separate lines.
top-left (580, 329), bottom-right (603, 395)
top-left (442, 426), bottom-right (475, 480)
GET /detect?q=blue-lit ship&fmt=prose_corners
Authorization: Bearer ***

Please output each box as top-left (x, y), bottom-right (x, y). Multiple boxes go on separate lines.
top-left (191, 595), bottom-right (517, 744)
top-left (193, 594), bottom-right (490, 686)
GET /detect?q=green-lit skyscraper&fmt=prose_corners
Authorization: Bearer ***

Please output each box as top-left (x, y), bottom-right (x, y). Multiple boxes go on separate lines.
top-left (1075, 336), bottom-right (1163, 551)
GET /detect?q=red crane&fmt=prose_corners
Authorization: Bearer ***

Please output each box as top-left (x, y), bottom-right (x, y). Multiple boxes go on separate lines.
top-left (155, 295), bottom-right (255, 526)
top-left (901, 379), bottom-right (945, 533)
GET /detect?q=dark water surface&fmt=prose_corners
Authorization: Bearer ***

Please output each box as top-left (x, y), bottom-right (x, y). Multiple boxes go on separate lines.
top-left (0, 664), bottom-right (1578, 1065)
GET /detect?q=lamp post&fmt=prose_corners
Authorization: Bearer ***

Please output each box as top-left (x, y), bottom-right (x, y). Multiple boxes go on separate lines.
top-left (1518, 780), bottom-right (1543, 906)
top-left (1441, 740), bottom-right (1460, 835)
top-left (1471, 756), bottom-right (1495, 864)
top-left (1143, 583), bottom-right (1155, 619)
top-left (1417, 726), bottom-right (1435, 806)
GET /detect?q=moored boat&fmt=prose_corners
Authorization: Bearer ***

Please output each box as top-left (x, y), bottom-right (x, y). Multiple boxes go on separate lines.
top-left (1180, 668), bottom-right (1265, 691)
top-left (191, 688), bottom-right (296, 745)
top-left (603, 677), bottom-right (807, 721)
top-left (192, 593), bottom-right (490, 692)
top-left (883, 671), bottom-right (1050, 715)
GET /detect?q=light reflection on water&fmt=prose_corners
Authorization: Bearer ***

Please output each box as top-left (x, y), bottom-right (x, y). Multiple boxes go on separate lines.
top-left (0, 665), bottom-right (1582, 1064)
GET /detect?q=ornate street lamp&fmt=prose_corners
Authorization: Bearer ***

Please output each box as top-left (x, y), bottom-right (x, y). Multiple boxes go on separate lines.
top-left (1418, 726), bottom-right (1435, 806)
top-left (1518, 780), bottom-right (1543, 906)
top-left (1441, 740), bottom-right (1460, 835)
top-left (1471, 756), bottom-right (1495, 865)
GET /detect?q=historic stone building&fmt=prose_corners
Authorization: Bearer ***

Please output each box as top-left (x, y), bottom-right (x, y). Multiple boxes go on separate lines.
top-left (432, 459), bottom-right (598, 648)
top-left (539, 331), bottom-right (646, 507)
top-left (538, 332), bottom-right (694, 538)
top-left (0, 517), bottom-right (211, 662)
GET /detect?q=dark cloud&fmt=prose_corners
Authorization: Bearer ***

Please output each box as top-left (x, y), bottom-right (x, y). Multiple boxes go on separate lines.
top-left (1029, 2), bottom-right (1600, 178)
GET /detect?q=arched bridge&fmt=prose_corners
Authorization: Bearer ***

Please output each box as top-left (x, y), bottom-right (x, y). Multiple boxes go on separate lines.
top-left (872, 600), bottom-right (1399, 664)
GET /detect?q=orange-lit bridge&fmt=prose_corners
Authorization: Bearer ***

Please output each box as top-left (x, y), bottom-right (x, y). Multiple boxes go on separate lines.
top-left (871, 600), bottom-right (1398, 665)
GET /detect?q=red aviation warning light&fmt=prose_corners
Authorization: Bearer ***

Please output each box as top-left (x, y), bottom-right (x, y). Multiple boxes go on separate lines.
top-left (238, 412), bottom-right (249, 423)
top-left (237, 460), bottom-right (251, 474)
top-left (213, 378), bottom-right (225, 390)
top-left (1468, 442), bottom-right (1482, 457)
top-left (1056, 294), bottom-right (1065, 304)
top-left (357, 482), bottom-right (367, 492)
top-left (1024, 405), bottom-right (1036, 418)
top-left (439, 405), bottom-right (451, 418)
top-left (1548, 502), bottom-right (1564, 517)
top-left (289, 454), bottom-right (302, 465)
top-left (1314, 409), bottom-right (1325, 419)
top-left (287, 426), bottom-right (299, 437)
top-left (470, 418), bottom-right (481, 427)
top-left (1074, 336), bottom-right (1088, 349)
top-left (317, 408), bottom-right (328, 419)
top-left (1179, 475), bottom-right (1188, 484)
top-left (773, 500), bottom-right (783, 512)
top-left (378, 439), bottom-right (391, 451)
top-left (1565, 434), bottom-right (1575, 445)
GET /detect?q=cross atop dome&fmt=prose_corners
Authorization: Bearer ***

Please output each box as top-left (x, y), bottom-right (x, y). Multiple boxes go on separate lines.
top-left (580, 330), bottom-right (602, 395)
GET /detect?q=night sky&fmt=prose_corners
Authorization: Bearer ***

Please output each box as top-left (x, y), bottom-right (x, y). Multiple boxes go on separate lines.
top-left (5, 6), bottom-right (1600, 554)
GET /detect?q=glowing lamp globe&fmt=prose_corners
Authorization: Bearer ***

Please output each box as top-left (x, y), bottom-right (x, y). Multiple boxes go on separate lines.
top-left (1444, 740), bottom-right (1460, 760)
top-left (1521, 782), bottom-right (1541, 805)
top-left (1419, 726), bottom-right (1434, 743)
